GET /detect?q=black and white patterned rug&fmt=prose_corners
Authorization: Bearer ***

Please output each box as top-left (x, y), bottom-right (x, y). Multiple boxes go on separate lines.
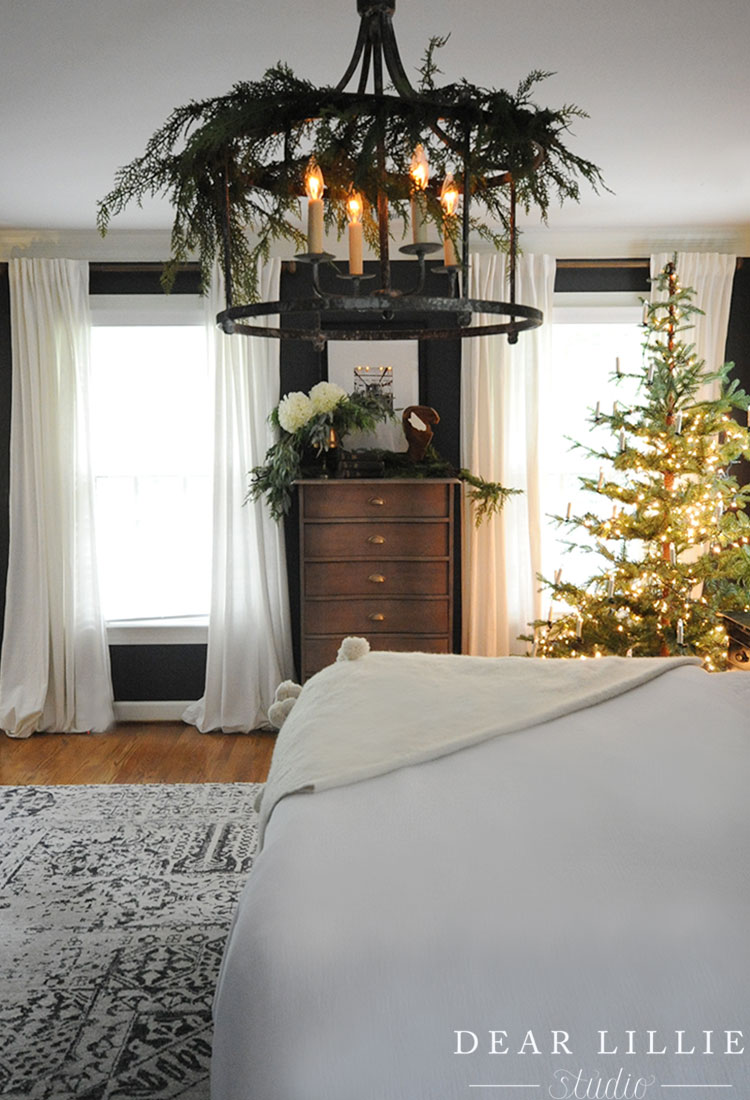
top-left (0, 782), bottom-right (262, 1100)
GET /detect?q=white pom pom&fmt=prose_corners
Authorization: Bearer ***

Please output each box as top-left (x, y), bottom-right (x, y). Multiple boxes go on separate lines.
top-left (274, 679), bottom-right (302, 703)
top-left (268, 696), bottom-right (297, 729)
top-left (336, 636), bottom-right (371, 662)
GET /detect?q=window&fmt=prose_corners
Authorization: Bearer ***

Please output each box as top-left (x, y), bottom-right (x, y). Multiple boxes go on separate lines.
top-left (89, 296), bottom-right (212, 627)
top-left (540, 296), bottom-right (644, 591)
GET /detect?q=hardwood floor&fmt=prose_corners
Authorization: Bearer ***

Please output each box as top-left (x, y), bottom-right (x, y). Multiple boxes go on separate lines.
top-left (0, 722), bottom-right (276, 786)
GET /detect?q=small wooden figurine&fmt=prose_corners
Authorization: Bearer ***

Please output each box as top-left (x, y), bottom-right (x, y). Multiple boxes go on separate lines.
top-left (402, 405), bottom-right (440, 462)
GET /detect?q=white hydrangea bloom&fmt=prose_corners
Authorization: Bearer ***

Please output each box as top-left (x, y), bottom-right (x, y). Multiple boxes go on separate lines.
top-left (277, 391), bottom-right (313, 433)
top-left (309, 380), bottom-right (347, 416)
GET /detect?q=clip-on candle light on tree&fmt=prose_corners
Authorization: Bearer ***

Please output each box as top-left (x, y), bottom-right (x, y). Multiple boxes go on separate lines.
top-left (526, 260), bottom-right (750, 670)
top-left (97, 0), bottom-right (605, 349)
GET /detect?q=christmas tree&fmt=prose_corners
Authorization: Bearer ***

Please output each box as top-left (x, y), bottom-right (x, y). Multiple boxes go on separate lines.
top-left (531, 260), bottom-right (750, 669)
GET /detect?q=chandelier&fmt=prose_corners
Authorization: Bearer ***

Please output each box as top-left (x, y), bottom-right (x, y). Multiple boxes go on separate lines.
top-left (98, 0), bottom-right (604, 348)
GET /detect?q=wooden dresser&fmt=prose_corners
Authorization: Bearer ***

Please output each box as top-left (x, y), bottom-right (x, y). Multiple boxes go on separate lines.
top-left (297, 478), bottom-right (457, 679)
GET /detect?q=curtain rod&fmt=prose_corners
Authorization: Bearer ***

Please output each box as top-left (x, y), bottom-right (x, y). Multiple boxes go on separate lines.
top-left (282, 257), bottom-right (743, 275)
top-left (5, 258), bottom-right (744, 274)
top-left (557, 258), bottom-right (648, 269)
top-left (88, 262), bottom-right (201, 273)
top-left (557, 257), bottom-right (743, 270)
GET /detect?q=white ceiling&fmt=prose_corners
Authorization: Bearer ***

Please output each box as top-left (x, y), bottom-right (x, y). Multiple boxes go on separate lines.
top-left (2, 0), bottom-right (749, 254)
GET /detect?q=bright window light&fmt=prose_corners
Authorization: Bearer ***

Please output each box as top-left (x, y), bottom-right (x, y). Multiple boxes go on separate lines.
top-left (90, 324), bottom-right (212, 622)
top-left (541, 320), bottom-right (644, 589)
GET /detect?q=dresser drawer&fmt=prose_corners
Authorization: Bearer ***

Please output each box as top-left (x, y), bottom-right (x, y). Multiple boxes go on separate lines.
top-left (304, 634), bottom-right (451, 675)
top-left (305, 560), bottom-right (449, 597)
top-left (304, 597), bottom-right (450, 635)
top-left (302, 481), bottom-right (450, 519)
top-left (304, 521), bottom-right (449, 559)
top-left (297, 479), bottom-right (457, 681)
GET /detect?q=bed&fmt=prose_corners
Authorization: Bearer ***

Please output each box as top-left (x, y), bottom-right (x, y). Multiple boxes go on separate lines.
top-left (212, 650), bottom-right (750, 1099)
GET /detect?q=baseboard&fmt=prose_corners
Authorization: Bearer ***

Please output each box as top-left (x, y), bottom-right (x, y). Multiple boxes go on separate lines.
top-left (113, 701), bottom-right (195, 722)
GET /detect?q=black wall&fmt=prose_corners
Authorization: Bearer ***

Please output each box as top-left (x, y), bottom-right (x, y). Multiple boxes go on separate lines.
top-left (279, 259), bottom-right (462, 674)
top-left (278, 259), bottom-right (462, 465)
top-left (0, 263), bottom-right (208, 702)
top-left (0, 270), bottom-right (11, 639)
top-left (0, 257), bottom-right (748, 701)
top-left (725, 261), bottom-right (750, 485)
top-left (109, 644), bottom-right (208, 701)
top-left (555, 258), bottom-right (750, 400)
top-left (88, 263), bottom-right (203, 297)
top-left (554, 261), bottom-right (651, 295)
top-left (91, 265), bottom-right (208, 701)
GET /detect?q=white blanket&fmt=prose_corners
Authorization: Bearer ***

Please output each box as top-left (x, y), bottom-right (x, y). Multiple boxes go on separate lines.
top-left (213, 662), bottom-right (750, 1100)
top-left (259, 652), bottom-right (700, 840)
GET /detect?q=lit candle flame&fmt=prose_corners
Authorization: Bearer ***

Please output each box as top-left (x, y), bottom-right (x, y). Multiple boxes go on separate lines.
top-left (347, 191), bottom-right (363, 224)
top-left (410, 144), bottom-right (429, 191)
top-left (440, 173), bottom-right (459, 216)
top-left (305, 157), bottom-right (324, 202)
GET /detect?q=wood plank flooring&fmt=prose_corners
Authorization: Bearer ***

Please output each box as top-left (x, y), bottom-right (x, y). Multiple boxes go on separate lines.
top-left (0, 722), bottom-right (276, 786)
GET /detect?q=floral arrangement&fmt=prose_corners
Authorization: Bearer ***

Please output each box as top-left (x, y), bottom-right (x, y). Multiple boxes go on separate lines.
top-left (278, 381), bottom-right (349, 434)
top-left (249, 383), bottom-right (394, 520)
top-left (248, 381), bottom-right (519, 525)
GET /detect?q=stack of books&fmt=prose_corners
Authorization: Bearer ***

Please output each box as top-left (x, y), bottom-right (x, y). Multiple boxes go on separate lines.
top-left (335, 450), bottom-right (385, 479)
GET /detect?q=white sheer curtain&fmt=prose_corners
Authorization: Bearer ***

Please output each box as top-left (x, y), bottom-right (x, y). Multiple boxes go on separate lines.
top-left (183, 260), bottom-right (294, 733)
top-left (650, 252), bottom-right (736, 401)
top-left (0, 259), bottom-right (114, 738)
top-left (460, 253), bottom-right (556, 656)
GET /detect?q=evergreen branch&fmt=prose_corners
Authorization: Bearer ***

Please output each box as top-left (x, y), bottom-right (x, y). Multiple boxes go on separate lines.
top-left (247, 394), bottom-right (520, 525)
top-left (459, 470), bottom-right (522, 526)
top-left (530, 262), bottom-right (750, 669)
top-left (98, 55), bottom-right (606, 301)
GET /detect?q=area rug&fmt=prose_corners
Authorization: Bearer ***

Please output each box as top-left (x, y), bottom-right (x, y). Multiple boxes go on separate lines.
top-left (0, 782), bottom-right (262, 1100)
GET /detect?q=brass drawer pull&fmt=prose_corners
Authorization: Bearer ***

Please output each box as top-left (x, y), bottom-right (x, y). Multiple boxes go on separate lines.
top-left (369, 496), bottom-right (385, 506)
top-left (367, 534), bottom-right (386, 544)
top-left (368, 573), bottom-right (386, 584)
top-left (368, 612), bottom-right (386, 622)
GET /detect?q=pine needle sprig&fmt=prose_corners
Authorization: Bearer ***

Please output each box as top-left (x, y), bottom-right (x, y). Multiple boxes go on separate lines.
top-left (98, 53), bottom-right (605, 300)
top-left (529, 261), bottom-right (750, 669)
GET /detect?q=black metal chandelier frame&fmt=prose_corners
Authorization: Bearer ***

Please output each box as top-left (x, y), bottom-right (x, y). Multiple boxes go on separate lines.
top-left (216, 0), bottom-right (545, 348)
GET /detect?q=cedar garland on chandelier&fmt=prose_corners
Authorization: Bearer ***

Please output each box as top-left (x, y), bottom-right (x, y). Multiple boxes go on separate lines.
top-left (97, 0), bottom-right (605, 347)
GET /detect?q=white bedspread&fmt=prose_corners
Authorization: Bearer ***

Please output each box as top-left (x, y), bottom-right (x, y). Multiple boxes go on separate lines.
top-left (213, 660), bottom-right (750, 1100)
top-left (259, 652), bottom-right (700, 840)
